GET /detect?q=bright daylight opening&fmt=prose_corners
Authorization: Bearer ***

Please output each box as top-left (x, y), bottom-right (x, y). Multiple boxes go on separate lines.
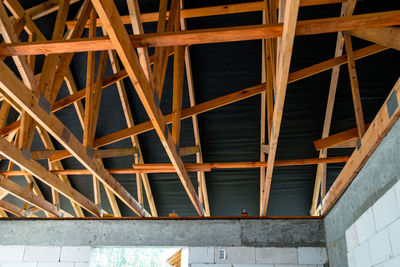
top-left (89, 247), bottom-right (188, 267)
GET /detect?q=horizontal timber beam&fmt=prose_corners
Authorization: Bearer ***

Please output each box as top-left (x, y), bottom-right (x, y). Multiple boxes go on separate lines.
top-left (66, 0), bottom-right (352, 28)
top-left (288, 44), bottom-right (387, 83)
top-left (0, 148), bottom-right (137, 162)
top-left (0, 156), bottom-right (349, 175)
top-left (1, 11), bottom-right (399, 56)
top-left (93, 84), bottom-right (266, 148)
top-left (48, 44), bottom-right (384, 116)
top-left (322, 77), bottom-right (400, 215)
top-left (313, 123), bottom-right (371, 151)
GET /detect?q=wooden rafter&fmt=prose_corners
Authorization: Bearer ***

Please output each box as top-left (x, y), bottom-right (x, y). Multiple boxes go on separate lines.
top-left (313, 124), bottom-right (370, 151)
top-left (260, 0), bottom-right (277, 216)
top-left (344, 32), bottom-right (366, 138)
top-left (0, 133), bottom-right (99, 216)
top-left (322, 77), bottom-right (400, 215)
top-left (180, 0), bottom-right (210, 216)
top-left (2, 0), bottom-right (92, 218)
top-left (261, 0), bottom-right (300, 216)
top-left (0, 59), bottom-right (145, 217)
top-left (0, 175), bottom-right (59, 217)
top-left (2, 11), bottom-right (400, 56)
top-left (124, 0), bottom-right (157, 216)
top-left (91, 0), bottom-right (203, 216)
top-left (93, 84), bottom-right (265, 148)
top-left (66, 0), bottom-right (359, 29)
top-left (311, 0), bottom-right (356, 215)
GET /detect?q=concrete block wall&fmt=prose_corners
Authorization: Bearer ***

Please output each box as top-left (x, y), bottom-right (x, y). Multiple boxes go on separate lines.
top-left (324, 119), bottom-right (400, 267)
top-left (188, 247), bottom-right (328, 267)
top-left (0, 246), bottom-right (90, 267)
top-left (345, 180), bottom-right (400, 267)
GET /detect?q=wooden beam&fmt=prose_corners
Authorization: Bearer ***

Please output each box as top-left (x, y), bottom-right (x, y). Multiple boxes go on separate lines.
top-left (260, 0), bottom-right (277, 216)
top-left (83, 8), bottom-right (97, 148)
top-left (351, 27), bottom-right (400, 51)
top-left (261, 0), bottom-right (300, 216)
top-left (313, 123), bottom-right (371, 151)
top-left (0, 175), bottom-right (59, 216)
top-left (0, 148), bottom-right (137, 162)
top-left (66, 0), bottom-right (356, 29)
top-left (0, 199), bottom-right (28, 217)
top-left (26, 0), bottom-right (81, 20)
top-left (2, 11), bottom-right (400, 56)
top-left (0, 135), bottom-right (99, 216)
top-left (180, 0), bottom-right (210, 216)
top-left (107, 49), bottom-right (156, 217)
top-left (3, 0), bottom-right (92, 218)
top-left (124, 0), bottom-right (157, 214)
top-left (0, 156), bottom-right (350, 176)
top-left (36, 126), bottom-right (85, 217)
top-left (93, 84), bottom-right (265, 148)
top-left (172, 46), bottom-right (185, 145)
top-left (0, 0), bottom-right (55, 218)
top-left (322, 77), bottom-right (400, 215)
top-left (344, 32), bottom-right (366, 138)
top-left (152, 0), bottom-right (168, 98)
top-left (288, 44), bottom-right (386, 83)
top-left (0, 59), bottom-right (145, 216)
top-left (154, 0), bottom-right (181, 100)
top-left (311, 0), bottom-right (356, 214)
top-left (30, 43), bottom-right (384, 123)
top-left (91, 0), bottom-right (203, 216)
top-left (179, 146), bottom-right (200, 157)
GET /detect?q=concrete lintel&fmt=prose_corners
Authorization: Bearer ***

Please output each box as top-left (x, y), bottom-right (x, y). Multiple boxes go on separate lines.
top-left (0, 219), bottom-right (325, 247)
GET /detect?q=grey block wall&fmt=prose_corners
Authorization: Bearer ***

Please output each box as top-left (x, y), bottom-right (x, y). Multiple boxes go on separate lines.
top-left (324, 119), bottom-right (400, 267)
top-left (0, 219), bottom-right (324, 247)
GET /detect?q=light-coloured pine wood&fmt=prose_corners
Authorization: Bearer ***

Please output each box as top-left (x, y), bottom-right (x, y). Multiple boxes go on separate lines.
top-left (0, 134), bottom-right (100, 216)
top-left (0, 156), bottom-right (349, 177)
top-left (66, 0), bottom-right (356, 29)
top-left (36, 126), bottom-right (85, 217)
top-left (0, 199), bottom-right (28, 217)
top-left (126, 0), bottom-right (154, 85)
top-left (179, 146), bottom-right (200, 157)
top-left (83, 8), bottom-right (97, 148)
top-left (0, 174), bottom-right (59, 216)
top-left (313, 123), bottom-right (370, 151)
top-left (179, 0), bottom-right (209, 215)
top-left (345, 33), bottom-right (365, 138)
top-left (288, 44), bottom-right (386, 83)
top-left (322, 77), bottom-right (400, 215)
top-left (91, 0), bottom-right (203, 216)
top-left (0, 59), bottom-right (145, 216)
top-left (351, 27), bottom-right (400, 51)
top-left (0, 0), bottom-right (54, 217)
top-left (261, 0), bottom-right (300, 216)
top-left (155, 0), bottom-right (181, 100)
top-left (172, 45), bottom-right (185, 145)
top-left (27, 0), bottom-right (81, 20)
top-left (260, 0), bottom-right (277, 215)
top-left (311, 0), bottom-right (356, 214)
top-left (0, 156), bottom-right (350, 176)
top-left (94, 84), bottom-right (266, 148)
top-left (106, 47), bottom-right (157, 217)
top-left (3, 11), bottom-right (400, 56)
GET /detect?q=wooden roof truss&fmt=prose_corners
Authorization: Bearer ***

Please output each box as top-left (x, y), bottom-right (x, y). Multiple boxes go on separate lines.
top-left (0, 0), bottom-right (397, 217)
